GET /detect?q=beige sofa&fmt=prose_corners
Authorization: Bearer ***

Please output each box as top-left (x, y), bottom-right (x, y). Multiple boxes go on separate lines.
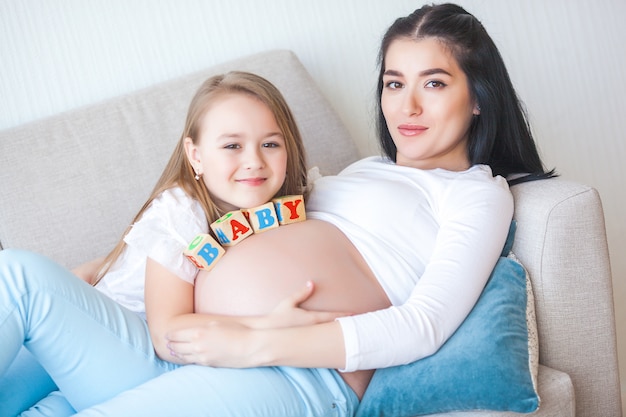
top-left (0, 50), bottom-right (621, 416)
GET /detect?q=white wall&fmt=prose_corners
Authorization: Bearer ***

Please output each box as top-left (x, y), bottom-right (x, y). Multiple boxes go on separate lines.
top-left (2, 0), bottom-right (624, 409)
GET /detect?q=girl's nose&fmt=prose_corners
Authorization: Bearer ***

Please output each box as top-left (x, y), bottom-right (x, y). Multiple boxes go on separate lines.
top-left (244, 148), bottom-right (265, 170)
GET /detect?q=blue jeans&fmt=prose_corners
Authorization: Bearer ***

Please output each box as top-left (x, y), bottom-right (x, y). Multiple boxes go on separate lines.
top-left (0, 348), bottom-right (75, 416)
top-left (0, 249), bottom-right (176, 414)
top-left (75, 365), bottom-right (359, 417)
top-left (0, 249), bottom-right (358, 416)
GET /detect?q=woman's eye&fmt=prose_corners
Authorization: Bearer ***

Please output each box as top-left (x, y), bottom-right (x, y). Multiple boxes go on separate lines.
top-left (385, 81), bottom-right (403, 89)
top-left (426, 80), bottom-right (446, 88)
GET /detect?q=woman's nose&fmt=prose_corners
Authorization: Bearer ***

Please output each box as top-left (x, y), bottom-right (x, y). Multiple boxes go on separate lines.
top-left (402, 90), bottom-right (421, 116)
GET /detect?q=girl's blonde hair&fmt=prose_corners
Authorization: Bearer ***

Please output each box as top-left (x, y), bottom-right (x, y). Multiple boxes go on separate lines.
top-left (94, 71), bottom-right (308, 284)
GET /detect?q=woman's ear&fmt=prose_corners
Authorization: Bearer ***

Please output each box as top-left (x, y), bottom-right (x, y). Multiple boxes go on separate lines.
top-left (473, 103), bottom-right (481, 116)
top-left (183, 137), bottom-right (201, 174)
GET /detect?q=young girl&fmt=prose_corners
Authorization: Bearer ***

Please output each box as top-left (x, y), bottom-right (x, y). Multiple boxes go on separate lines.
top-left (0, 71), bottom-right (312, 416)
top-left (72, 3), bottom-right (555, 417)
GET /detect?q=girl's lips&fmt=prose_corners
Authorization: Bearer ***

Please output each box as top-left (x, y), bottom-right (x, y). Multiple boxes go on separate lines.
top-left (398, 124), bottom-right (428, 136)
top-left (236, 177), bottom-right (266, 186)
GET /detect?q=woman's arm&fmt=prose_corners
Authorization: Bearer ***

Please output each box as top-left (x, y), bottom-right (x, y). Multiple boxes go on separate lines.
top-left (166, 173), bottom-right (514, 371)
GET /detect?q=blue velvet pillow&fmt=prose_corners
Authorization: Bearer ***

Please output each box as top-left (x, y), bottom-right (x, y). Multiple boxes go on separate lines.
top-left (356, 224), bottom-right (539, 416)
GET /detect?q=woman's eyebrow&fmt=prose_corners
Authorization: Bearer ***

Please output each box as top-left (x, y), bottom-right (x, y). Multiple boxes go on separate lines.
top-left (383, 68), bottom-right (453, 77)
top-left (383, 69), bottom-right (403, 77)
top-left (419, 68), bottom-right (452, 77)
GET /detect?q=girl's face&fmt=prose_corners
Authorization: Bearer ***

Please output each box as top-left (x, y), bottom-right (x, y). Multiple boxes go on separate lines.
top-left (185, 93), bottom-right (288, 212)
top-left (381, 37), bottom-right (478, 171)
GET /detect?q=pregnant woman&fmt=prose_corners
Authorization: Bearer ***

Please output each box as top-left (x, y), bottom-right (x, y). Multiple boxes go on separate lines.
top-left (73, 3), bottom-right (554, 417)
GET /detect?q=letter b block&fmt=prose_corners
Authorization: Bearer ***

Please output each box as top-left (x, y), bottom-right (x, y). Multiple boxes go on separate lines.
top-left (273, 195), bottom-right (306, 225)
top-left (242, 202), bottom-right (279, 233)
top-left (184, 234), bottom-right (225, 271)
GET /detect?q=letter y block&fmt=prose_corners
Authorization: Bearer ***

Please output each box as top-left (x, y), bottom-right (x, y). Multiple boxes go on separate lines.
top-left (272, 195), bottom-right (306, 225)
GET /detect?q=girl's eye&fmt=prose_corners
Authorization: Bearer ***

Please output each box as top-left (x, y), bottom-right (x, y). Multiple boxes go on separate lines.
top-left (385, 81), bottom-right (403, 90)
top-left (426, 80), bottom-right (447, 88)
top-left (262, 142), bottom-right (280, 148)
top-left (224, 143), bottom-right (240, 149)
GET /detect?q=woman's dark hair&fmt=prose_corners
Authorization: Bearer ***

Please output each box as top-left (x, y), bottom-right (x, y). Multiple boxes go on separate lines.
top-left (376, 3), bottom-right (556, 184)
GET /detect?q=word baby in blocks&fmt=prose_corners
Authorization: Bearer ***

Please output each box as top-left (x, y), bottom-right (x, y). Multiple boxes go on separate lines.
top-left (184, 195), bottom-right (306, 271)
top-left (215, 195), bottom-right (307, 243)
top-left (183, 233), bottom-right (225, 270)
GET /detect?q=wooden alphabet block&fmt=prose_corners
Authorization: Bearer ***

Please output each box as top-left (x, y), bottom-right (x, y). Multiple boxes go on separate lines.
top-left (241, 202), bottom-right (279, 233)
top-left (183, 233), bottom-right (225, 271)
top-left (272, 195), bottom-right (306, 225)
top-left (210, 210), bottom-right (253, 246)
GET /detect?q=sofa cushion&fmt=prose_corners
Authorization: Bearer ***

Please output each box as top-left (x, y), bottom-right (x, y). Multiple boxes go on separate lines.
top-left (356, 251), bottom-right (539, 416)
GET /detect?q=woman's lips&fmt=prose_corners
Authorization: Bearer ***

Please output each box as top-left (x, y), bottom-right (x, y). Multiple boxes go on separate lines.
top-left (398, 124), bottom-right (427, 136)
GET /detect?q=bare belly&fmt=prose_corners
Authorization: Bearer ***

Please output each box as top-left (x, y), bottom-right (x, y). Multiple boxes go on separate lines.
top-left (194, 219), bottom-right (391, 397)
top-left (194, 219), bottom-right (390, 315)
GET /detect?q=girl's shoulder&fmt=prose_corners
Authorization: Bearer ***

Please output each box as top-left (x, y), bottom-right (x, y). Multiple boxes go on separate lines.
top-left (156, 186), bottom-right (197, 208)
top-left (148, 186), bottom-right (207, 229)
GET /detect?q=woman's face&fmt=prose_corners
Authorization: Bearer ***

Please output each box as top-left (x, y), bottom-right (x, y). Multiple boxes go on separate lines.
top-left (381, 37), bottom-right (479, 171)
top-left (185, 93), bottom-right (288, 212)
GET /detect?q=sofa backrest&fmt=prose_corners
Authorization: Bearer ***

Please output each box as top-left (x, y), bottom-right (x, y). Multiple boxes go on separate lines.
top-left (0, 50), bottom-right (359, 269)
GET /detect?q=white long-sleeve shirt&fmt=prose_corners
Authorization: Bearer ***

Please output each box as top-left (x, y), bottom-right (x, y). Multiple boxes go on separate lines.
top-left (306, 156), bottom-right (513, 372)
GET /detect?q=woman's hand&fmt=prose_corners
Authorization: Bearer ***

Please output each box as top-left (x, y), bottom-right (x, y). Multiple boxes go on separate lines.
top-left (260, 280), bottom-right (351, 329)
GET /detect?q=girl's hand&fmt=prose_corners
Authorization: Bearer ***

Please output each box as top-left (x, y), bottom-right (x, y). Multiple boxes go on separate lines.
top-left (166, 320), bottom-right (257, 367)
top-left (261, 280), bottom-right (350, 329)
top-left (165, 281), bottom-right (351, 366)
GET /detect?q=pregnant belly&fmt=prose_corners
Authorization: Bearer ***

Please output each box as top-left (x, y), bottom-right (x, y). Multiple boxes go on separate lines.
top-left (194, 219), bottom-right (390, 316)
top-left (194, 219), bottom-right (391, 398)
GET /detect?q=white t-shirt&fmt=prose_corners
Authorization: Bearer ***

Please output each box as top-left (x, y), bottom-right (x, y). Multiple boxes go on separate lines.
top-left (306, 156), bottom-right (513, 371)
top-left (96, 187), bottom-right (208, 319)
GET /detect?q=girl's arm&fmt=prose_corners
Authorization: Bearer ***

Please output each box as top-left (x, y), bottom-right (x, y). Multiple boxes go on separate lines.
top-left (71, 256), bottom-right (105, 284)
top-left (166, 309), bottom-right (348, 369)
top-left (144, 258), bottom-right (345, 364)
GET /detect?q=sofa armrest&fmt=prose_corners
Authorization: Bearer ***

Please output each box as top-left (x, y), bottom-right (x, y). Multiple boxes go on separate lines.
top-left (510, 177), bottom-right (621, 416)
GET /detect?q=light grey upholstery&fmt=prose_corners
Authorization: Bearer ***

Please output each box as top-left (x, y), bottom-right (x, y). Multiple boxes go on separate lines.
top-left (0, 49), bottom-right (621, 416)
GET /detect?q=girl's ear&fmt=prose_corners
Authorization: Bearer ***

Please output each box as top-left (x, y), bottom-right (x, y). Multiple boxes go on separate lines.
top-left (183, 137), bottom-right (201, 173)
top-left (473, 103), bottom-right (481, 116)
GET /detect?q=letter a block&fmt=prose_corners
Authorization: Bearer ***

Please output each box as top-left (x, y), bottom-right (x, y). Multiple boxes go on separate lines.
top-left (242, 202), bottom-right (279, 233)
top-left (210, 210), bottom-right (253, 246)
top-left (272, 195), bottom-right (306, 225)
top-left (184, 234), bottom-right (225, 271)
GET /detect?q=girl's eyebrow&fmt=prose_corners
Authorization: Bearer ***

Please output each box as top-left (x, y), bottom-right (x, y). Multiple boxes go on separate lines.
top-left (216, 131), bottom-right (284, 141)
